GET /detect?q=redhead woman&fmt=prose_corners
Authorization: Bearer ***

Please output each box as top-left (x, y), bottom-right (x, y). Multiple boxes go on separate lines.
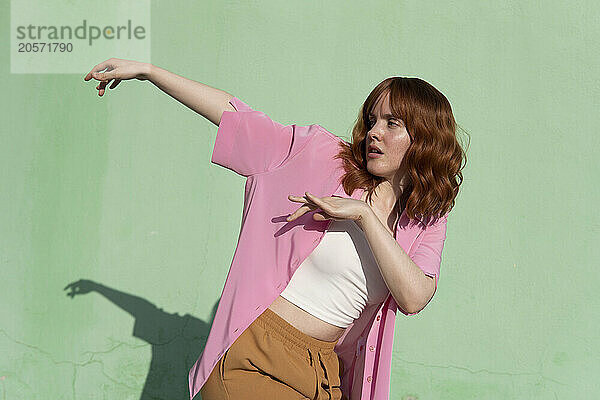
top-left (85, 58), bottom-right (466, 400)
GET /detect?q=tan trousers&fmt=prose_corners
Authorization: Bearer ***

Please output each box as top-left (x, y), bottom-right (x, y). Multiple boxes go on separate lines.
top-left (200, 307), bottom-right (346, 400)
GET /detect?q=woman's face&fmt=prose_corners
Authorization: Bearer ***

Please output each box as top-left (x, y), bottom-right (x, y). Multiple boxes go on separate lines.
top-left (364, 92), bottom-right (411, 182)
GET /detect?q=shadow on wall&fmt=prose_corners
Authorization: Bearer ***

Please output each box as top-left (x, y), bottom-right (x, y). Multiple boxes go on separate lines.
top-left (64, 279), bottom-right (218, 400)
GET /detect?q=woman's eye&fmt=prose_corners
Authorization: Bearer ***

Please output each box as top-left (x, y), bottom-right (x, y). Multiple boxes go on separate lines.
top-left (368, 120), bottom-right (400, 128)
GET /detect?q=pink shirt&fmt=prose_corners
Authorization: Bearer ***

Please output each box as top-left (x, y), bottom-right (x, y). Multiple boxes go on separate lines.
top-left (188, 97), bottom-right (449, 400)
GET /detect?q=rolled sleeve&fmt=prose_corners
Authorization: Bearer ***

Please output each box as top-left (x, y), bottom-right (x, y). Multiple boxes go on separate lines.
top-left (211, 97), bottom-right (311, 177)
top-left (400, 214), bottom-right (448, 316)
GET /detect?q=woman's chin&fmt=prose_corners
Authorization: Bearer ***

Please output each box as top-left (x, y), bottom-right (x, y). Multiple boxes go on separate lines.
top-left (367, 169), bottom-right (384, 178)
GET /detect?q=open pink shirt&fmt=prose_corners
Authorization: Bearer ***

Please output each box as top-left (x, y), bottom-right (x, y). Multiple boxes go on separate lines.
top-left (188, 97), bottom-right (449, 400)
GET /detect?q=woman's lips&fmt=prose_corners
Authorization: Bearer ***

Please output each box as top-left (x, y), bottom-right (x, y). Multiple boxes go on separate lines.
top-left (367, 152), bottom-right (383, 158)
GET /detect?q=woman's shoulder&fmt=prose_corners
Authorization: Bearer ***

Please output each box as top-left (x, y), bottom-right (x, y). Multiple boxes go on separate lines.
top-left (313, 124), bottom-right (348, 144)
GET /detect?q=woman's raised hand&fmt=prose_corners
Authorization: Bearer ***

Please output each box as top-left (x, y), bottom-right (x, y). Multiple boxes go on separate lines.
top-left (83, 57), bottom-right (152, 96)
top-left (286, 192), bottom-right (369, 223)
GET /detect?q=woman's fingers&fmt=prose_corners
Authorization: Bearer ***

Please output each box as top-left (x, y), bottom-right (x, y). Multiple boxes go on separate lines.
top-left (109, 79), bottom-right (122, 89)
top-left (85, 58), bottom-right (151, 97)
top-left (85, 60), bottom-right (116, 96)
top-left (286, 192), bottom-right (335, 222)
top-left (95, 78), bottom-right (121, 96)
top-left (84, 59), bottom-right (112, 81)
top-left (287, 192), bottom-right (360, 223)
top-left (286, 195), bottom-right (316, 221)
top-left (286, 204), bottom-right (313, 221)
top-left (303, 192), bottom-right (325, 206)
top-left (85, 58), bottom-right (123, 83)
top-left (92, 70), bottom-right (117, 81)
top-left (96, 81), bottom-right (104, 96)
top-left (96, 80), bottom-right (109, 96)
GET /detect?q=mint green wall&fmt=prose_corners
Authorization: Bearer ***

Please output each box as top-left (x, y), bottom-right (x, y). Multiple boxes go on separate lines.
top-left (2, 1), bottom-right (598, 399)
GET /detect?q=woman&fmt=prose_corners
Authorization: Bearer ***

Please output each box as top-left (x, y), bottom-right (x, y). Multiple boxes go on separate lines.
top-left (85, 58), bottom-right (465, 400)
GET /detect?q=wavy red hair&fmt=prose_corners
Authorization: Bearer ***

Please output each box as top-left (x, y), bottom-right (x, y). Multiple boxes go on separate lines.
top-left (334, 77), bottom-right (467, 225)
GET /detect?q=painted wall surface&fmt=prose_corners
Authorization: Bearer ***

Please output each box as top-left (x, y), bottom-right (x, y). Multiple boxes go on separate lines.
top-left (2, 1), bottom-right (598, 399)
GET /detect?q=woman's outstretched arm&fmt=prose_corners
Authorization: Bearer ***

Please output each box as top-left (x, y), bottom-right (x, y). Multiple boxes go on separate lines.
top-left (148, 64), bottom-right (235, 126)
top-left (84, 57), bottom-right (236, 126)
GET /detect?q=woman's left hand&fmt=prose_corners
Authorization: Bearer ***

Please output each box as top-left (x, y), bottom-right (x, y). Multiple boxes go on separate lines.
top-left (286, 191), bottom-right (369, 222)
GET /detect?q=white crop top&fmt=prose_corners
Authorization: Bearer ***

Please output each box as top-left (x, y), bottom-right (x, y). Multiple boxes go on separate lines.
top-left (279, 219), bottom-right (390, 328)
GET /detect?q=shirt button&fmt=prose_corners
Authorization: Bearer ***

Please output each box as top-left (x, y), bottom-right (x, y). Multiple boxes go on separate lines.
top-left (376, 315), bottom-right (381, 321)
top-left (369, 345), bottom-right (375, 352)
top-left (233, 328), bottom-right (239, 333)
top-left (366, 376), bottom-right (372, 383)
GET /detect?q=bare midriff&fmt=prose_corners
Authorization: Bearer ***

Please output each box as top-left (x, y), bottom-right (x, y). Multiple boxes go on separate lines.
top-left (267, 296), bottom-right (347, 342)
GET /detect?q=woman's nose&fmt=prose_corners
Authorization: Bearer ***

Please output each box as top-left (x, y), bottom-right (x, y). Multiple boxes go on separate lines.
top-left (368, 128), bottom-right (383, 140)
